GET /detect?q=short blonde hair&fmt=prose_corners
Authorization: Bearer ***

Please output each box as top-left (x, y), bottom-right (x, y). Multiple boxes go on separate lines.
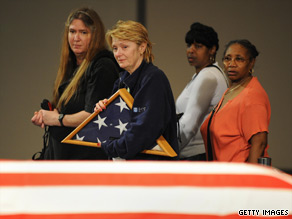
top-left (106, 20), bottom-right (154, 63)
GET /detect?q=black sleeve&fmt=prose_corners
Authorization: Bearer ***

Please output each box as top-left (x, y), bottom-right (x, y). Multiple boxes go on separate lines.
top-left (84, 57), bottom-right (119, 113)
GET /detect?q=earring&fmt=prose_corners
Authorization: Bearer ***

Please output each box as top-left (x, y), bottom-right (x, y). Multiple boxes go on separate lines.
top-left (249, 69), bottom-right (254, 74)
top-left (210, 56), bottom-right (215, 63)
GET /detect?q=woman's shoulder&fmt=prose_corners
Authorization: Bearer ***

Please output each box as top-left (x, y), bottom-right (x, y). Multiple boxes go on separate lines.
top-left (87, 50), bottom-right (120, 76)
top-left (140, 62), bottom-right (170, 86)
top-left (196, 64), bottom-right (224, 83)
top-left (145, 62), bottom-right (166, 76)
top-left (244, 77), bottom-right (270, 104)
top-left (92, 49), bottom-right (116, 65)
top-left (199, 63), bottom-right (222, 77)
top-left (248, 77), bottom-right (268, 96)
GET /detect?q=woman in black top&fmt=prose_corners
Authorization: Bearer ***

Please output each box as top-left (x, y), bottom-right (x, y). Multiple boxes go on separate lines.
top-left (31, 7), bottom-right (119, 159)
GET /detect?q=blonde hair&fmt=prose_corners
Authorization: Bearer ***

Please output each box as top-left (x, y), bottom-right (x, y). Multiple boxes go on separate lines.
top-left (52, 7), bottom-right (107, 109)
top-left (106, 20), bottom-right (154, 63)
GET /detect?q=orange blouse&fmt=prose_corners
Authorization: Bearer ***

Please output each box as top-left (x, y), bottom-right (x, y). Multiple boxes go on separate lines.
top-left (200, 77), bottom-right (271, 162)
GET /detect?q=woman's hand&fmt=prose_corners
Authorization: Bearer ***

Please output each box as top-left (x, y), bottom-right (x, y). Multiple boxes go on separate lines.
top-left (94, 99), bottom-right (108, 112)
top-left (32, 109), bottom-right (91, 128)
top-left (31, 109), bottom-right (59, 128)
top-left (41, 109), bottom-right (60, 127)
top-left (31, 110), bottom-right (45, 128)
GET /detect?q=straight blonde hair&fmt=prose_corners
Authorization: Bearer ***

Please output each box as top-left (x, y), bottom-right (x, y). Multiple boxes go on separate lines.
top-left (52, 7), bottom-right (107, 110)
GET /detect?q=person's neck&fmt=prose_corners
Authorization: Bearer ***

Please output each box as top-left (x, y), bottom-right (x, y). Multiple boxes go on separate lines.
top-left (127, 58), bottom-right (144, 74)
top-left (224, 75), bottom-right (252, 96)
top-left (195, 61), bottom-right (214, 74)
top-left (230, 75), bottom-right (252, 88)
top-left (76, 54), bottom-right (86, 65)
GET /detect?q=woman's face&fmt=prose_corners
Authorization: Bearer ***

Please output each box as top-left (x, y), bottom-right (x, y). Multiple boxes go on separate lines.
top-left (112, 37), bottom-right (145, 74)
top-left (68, 19), bottom-right (92, 60)
top-left (186, 42), bottom-right (215, 73)
top-left (223, 43), bottom-right (255, 83)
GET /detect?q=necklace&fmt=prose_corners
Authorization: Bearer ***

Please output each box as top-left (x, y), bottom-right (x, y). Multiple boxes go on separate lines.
top-left (225, 76), bottom-right (252, 95)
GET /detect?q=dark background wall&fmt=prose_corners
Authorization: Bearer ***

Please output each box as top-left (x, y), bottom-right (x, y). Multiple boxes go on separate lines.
top-left (0, 0), bottom-right (291, 171)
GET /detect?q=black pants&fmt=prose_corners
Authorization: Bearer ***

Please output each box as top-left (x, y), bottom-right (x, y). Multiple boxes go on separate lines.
top-left (180, 153), bottom-right (206, 161)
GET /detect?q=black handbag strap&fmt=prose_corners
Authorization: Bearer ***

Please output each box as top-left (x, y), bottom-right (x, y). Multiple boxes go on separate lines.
top-left (176, 113), bottom-right (184, 143)
top-left (206, 64), bottom-right (222, 72)
top-left (206, 107), bottom-right (216, 161)
top-left (206, 64), bottom-right (229, 87)
top-left (32, 126), bottom-right (49, 160)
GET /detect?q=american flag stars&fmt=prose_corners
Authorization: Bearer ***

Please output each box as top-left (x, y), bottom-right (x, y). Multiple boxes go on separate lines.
top-left (73, 97), bottom-right (131, 143)
top-left (115, 97), bottom-right (130, 112)
top-left (93, 115), bottom-right (108, 130)
top-left (115, 119), bottom-right (128, 135)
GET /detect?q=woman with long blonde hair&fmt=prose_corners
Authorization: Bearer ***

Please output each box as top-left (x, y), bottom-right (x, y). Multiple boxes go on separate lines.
top-left (31, 7), bottom-right (119, 160)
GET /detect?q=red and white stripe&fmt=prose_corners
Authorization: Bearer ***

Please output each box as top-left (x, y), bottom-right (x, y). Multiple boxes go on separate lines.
top-left (1, 160), bottom-right (291, 218)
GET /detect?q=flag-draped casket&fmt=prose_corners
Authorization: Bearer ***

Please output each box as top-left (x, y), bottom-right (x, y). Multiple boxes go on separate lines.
top-left (1, 160), bottom-right (292, 218)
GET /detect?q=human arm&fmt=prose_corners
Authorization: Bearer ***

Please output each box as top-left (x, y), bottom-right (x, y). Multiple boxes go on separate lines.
top-left (241, 92), bottom-right (271, 163)
top-left (178, 72), bottom-right (218, 149)
top-left (56, 110), bottom-right (91, 127)
top-left (248, 132), bottom-right (267, 163)
top-left (84, 56), bottom-right (119, 112)
top-left (101, 70), bottom-right (174, 159)
top-left (31, 54), bottom-right (118, 129)
top-left (39, 109), bottom-right (91, 127)
top-left (57, 56), bottom-right (117, 126)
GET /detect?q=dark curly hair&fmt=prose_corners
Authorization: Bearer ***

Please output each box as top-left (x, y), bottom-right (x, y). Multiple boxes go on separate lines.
top-left (223, 39), bottom-right (259, 60)
top-left (185, 22), bottom-right (219, 52)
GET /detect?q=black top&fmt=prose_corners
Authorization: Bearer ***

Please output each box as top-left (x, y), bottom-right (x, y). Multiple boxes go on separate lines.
top-left (44, 50), bottom-right (120, 160)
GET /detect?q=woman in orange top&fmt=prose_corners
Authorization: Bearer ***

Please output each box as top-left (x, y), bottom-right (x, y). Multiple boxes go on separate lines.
top-left (200, 39), bottom-right (271, 163)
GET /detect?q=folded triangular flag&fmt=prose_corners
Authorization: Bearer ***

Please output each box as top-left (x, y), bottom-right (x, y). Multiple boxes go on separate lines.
top-left (62, 88), bottom-right (177, 157)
